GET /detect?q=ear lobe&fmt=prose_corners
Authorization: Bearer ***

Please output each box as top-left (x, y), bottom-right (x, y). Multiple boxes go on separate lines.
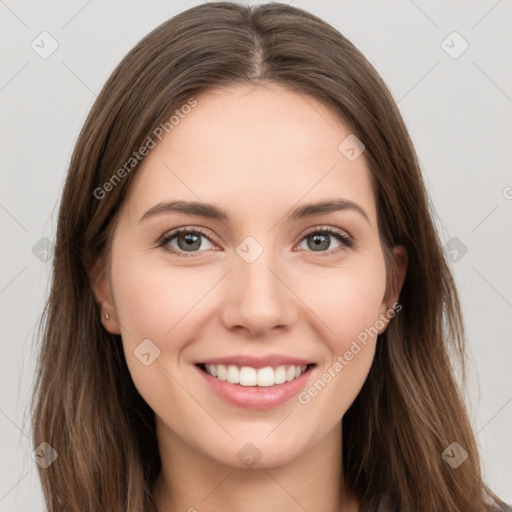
top-left (85, 257), bottom-right (121, 335)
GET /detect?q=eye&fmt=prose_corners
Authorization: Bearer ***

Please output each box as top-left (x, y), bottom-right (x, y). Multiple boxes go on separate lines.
top-left (157, 227), bottom-right (216, 257)
top-left (157, 226), bottom-right (353, 258)
top-left (296, 227), bottom-right (353, 255)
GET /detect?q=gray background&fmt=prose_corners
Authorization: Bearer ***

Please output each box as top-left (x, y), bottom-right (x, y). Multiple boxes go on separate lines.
top-left (1, 0), bottom-right (511, 509)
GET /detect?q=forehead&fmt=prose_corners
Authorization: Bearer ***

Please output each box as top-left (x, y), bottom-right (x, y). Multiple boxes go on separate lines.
top-left (122, 82), bottom-right (377, 227)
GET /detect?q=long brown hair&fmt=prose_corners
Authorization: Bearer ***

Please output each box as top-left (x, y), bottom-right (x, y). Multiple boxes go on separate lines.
top-left (31, 2), bottom-right (508, 511)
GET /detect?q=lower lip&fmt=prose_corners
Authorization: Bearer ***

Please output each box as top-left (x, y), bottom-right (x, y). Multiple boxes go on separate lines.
top-left (196, 365), bottom-right (315, 410)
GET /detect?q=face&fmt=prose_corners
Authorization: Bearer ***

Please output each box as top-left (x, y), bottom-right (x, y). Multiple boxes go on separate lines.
top-left (92, 82), bottom-right (406, 469)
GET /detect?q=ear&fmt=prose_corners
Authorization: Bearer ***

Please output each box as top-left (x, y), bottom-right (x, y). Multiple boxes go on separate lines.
top-left (378, 244), bottom-right (408, 332)
top-left (86, 257), bottom-right (121, 335)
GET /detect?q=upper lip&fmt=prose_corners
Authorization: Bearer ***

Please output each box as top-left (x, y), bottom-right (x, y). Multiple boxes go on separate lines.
top-left (198, 354), bottom-right (315, 369)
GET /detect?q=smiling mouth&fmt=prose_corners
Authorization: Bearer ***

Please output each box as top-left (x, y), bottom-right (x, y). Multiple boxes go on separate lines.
top-left (197, 363), bottom-right (316, 387)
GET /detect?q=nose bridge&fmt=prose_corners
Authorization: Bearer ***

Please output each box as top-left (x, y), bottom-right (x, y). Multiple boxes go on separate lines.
top-left (220, 236), bottom-right (297, 335)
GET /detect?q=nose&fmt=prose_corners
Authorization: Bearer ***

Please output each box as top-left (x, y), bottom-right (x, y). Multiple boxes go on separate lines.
top-left (219, 251), bottom-right (299, 338)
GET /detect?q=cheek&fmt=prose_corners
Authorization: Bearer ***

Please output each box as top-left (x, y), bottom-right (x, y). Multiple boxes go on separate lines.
top-left (110, 250), bottom-right (211, 345)
top-left (295, 257), bottom-right (388, 348)
top-left (109, 254), bottom-right (202, 421)
top-left (292, 259), bottom-right (387, 409)
top-left (108, 248), bottom-right (229, 402)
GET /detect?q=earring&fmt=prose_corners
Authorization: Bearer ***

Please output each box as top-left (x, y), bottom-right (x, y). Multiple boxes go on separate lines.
top-left (105, 313), bottom-right (110, 320)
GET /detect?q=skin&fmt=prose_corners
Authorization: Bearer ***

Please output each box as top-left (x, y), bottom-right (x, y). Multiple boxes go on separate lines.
top-left (90, 82), bottom-right (407, 512)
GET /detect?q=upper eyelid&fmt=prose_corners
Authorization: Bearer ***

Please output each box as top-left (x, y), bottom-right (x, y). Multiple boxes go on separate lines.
top-left (301, 225), bottom-right (352, 239)
top-left (159, 226), bottom-right (218, 244)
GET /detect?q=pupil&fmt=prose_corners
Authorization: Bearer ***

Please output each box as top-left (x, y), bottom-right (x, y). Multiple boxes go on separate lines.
top-left (309, 233), bottom-right (329, 251)
top-left (179, 233), bottom-right (200, 251)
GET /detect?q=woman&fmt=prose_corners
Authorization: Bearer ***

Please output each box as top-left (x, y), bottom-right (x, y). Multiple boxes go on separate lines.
top-left (31, 2), bottom-right (510, 511)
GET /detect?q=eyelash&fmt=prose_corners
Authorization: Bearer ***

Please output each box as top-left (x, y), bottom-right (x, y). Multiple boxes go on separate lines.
top-left (157, 226), bottom-right (353, 258)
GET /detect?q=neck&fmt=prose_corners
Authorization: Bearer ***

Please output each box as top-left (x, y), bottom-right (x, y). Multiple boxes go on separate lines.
top-left (152, 419), bottom-right (359, 512)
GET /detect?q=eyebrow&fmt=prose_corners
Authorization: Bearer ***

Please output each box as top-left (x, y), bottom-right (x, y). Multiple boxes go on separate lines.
top-left (139, 199), bottom-right (370, 225)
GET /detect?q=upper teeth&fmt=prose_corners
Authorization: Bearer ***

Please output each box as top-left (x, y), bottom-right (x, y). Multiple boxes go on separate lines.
top-left (205, 364), bottom-right (308, 387)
